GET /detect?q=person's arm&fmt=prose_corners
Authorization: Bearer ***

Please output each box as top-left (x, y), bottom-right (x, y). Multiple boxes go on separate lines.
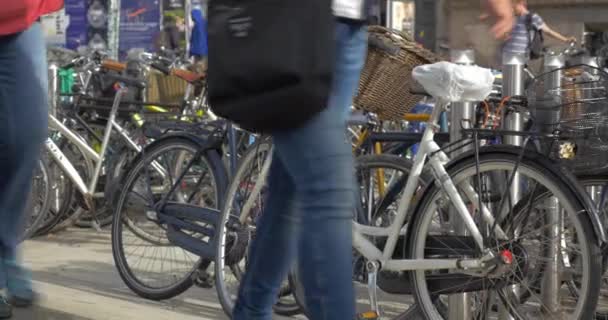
top-left (481, 0), bottom-right (514, 39)
top-left (540, 23), bottom-right (576, 43)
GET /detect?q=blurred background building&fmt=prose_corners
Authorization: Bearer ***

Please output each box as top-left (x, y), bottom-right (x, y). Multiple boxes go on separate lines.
top-left (443, 0), bottom-right (608, 67)
top-left (374, 0), bottom-right (608, 67)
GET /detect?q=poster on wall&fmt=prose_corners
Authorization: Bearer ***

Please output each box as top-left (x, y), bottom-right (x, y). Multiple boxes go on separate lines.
top-left (64, 0), bottom-right (89, 49)
top-left (42, 9), bottom-right (70, 47)
top-left (164, 0), bottom-right (185, 9)
top-left (88, 0), bottom-right (109, 51)
top-left (119, 0), bottom-right (162, 59)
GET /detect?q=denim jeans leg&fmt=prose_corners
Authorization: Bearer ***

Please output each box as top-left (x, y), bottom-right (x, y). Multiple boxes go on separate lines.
top-left (232, 151), bottom-right (299, 319)
top-left (0, 22), bottom-right (49, 296)
top-left (276, 23), bottom-right (367, 320)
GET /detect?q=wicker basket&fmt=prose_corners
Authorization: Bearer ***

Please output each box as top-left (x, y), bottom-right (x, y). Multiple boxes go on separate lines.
top-left (354, 26), bottom-right (439, 121)
top-left (146, 70), bottom-right (188, 105)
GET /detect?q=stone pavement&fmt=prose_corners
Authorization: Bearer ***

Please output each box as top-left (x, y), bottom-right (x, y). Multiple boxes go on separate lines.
top-left (16, 228), bottom-right (296, 320)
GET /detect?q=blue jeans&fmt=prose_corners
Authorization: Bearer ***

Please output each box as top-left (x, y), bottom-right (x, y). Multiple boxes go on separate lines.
top-left (232, 22), bottom-right (367, 320)
top-left (0, 22), bottom-right (48, 297)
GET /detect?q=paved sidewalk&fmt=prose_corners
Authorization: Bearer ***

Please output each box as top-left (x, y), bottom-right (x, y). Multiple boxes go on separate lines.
top-left (15, 228), bottom-right (295, 320)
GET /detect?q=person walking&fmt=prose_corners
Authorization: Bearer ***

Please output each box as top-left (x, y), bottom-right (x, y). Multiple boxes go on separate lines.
top-left (229, 4), bottom-right (368, 320)
top-left (503, 0), bottom-right (576, 58)
top-left (0, 0), bottom-right (63, 318)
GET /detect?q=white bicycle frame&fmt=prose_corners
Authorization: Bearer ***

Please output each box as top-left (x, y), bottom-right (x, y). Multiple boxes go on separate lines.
top-left (45, 87), bottom-right (169, 208)
top-left (238, 100), bottom-right (509, 273)
top-left (45, 88), bottom-right (129, 208)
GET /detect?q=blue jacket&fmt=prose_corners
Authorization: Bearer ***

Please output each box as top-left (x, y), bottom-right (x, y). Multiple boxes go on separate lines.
top-left (189, 9), bottom-right (208, 57)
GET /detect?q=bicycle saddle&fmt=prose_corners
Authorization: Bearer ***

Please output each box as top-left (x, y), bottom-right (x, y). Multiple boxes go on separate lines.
top-left (412, 61), bottom-right (494, 102)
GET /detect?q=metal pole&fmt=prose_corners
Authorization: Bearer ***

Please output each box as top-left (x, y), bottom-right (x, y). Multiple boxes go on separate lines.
top-left (538, 52), bottom-right (566, 316)
top-left (385, 0), bottom-right (393, 29)
top-left (108, 0), bottom-right (121, 59)
top-left (542, 196), bottom-right (562, 315)
top-left (185, 0), bottom-right (193, 56)
top-left (498, 52), bottom-right (528, 320)
top-left (448, 49), bottom-right (476, 320)
top-left (47, 62), bottom-right (60, 117)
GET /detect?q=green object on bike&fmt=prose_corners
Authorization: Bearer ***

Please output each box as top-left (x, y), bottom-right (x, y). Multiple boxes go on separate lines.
top-left (58, 68), bottom-right (74, 94)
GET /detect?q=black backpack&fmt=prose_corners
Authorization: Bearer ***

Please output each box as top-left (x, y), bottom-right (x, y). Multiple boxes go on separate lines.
top-left (526, 13), bottom-right (545, 60)
top-left (206, 0), bottom-right (335, 133)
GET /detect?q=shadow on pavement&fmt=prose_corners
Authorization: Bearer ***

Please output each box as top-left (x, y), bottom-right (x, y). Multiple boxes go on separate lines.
top-left (33, 260), bottom-right (227, 319)
top-left (14, 305), bottom-right (94, 320)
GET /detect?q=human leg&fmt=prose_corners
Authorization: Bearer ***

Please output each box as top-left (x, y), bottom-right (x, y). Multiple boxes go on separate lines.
top-left (272, 22), bottom-right (367, 320)
top-left (231, 152), bottom-right (300, 320)
top-left (0, 22), bottom-right (49, 309)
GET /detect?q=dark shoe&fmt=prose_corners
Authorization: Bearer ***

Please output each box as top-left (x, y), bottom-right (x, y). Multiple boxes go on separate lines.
top-left (0, 297), bottom-right (12, 319)
top-left (9, 292), bottom-right (36, 308)
top-left (5, 260), bottom-right (35, 308)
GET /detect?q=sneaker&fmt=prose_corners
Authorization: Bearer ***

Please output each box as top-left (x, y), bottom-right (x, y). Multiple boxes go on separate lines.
top-left (0, 296), bottom-right (12, 319)
top-left (5, 260), bottom-right (34, 308)
top-left (9, 292), bottom-right (36, 308)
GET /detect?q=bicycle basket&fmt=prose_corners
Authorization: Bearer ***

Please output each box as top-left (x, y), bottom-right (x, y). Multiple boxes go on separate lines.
top-left (354, 26), bottom-right (439, 121)
top-left (526, 64), bottom-right (608, 173)
top-left (146, 70), bottom-right (188, 105)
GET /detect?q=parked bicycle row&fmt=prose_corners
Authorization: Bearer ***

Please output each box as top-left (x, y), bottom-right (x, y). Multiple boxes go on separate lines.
top-left (25, 27), bottom-right (608, 319)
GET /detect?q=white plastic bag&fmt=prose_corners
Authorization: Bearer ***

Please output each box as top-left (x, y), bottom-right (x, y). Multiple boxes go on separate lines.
top-left (412, 61), bottom-right (494, 102)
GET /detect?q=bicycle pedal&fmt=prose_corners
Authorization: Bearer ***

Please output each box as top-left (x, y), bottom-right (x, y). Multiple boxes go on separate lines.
top-left (357, 311), bottom-right (379, 320)
top-left (193, 270), bottom-right (214, 289)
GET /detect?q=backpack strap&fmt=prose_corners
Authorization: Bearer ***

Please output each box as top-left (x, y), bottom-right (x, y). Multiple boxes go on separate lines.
top-left (525, 14), bottom-right (533, 49)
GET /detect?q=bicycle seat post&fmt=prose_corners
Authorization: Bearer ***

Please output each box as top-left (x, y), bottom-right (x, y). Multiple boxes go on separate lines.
top-left (87, 84), bottom-right (127, 195)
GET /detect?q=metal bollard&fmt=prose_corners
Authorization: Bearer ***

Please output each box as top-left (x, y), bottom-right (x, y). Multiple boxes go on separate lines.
top-left (448, 49), bottom-right (476, 320)
top-left (498, 52), bottom-right (528, 320)
top-left (539, 51), bottom-right (566, 317)
top-left (537, 54), bottom-right (565, 131)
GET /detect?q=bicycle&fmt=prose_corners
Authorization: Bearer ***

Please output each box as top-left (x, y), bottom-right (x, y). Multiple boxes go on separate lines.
top-left (215, 63), bottom-right (603, 319)
top-left (39, 49), bottom-right (211, 232)
top-left (111, 119), bottom-right (228, 300)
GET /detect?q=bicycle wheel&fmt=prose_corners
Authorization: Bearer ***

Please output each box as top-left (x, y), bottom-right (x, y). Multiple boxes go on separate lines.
top-left (21, 159), bottom-right (51, 240)
top-left (215, 137), bottom-right (302, 317)
top-left (34, 151), bottom-right (75, 236)
top-left (408, 150), bottom-right (601, 319)
top-left (49, 132), bottom-right (96, 233)
top-left (290, 154), bottom-right (434, 319)
top-left (112, 135), bottom-right (227, 300)
top-left (575, 176), bottom-right (608, 319)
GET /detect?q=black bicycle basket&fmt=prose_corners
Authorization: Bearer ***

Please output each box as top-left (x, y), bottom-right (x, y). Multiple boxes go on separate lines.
top-left (526, 64), bottom-right (608, 174)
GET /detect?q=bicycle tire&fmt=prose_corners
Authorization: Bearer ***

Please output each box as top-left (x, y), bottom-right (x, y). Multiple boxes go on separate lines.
top-left (48, 132), bottom-right (96, 233)
top-left (34, 155), bottom-right (76, 236)
top-left (215, 137), bottom-right (302, 317)
top-left (408, 150), bottom-right (602, 320)
top-left (573, 175), bottom-right (608, 319)
top-left (112, 135), bottom-right (227, 300)
top-left (21, 159), bottom-right (52, 240)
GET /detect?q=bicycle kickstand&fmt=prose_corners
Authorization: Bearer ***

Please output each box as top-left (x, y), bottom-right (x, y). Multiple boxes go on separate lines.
top-left (358, 261), bottom-right (381, 320)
